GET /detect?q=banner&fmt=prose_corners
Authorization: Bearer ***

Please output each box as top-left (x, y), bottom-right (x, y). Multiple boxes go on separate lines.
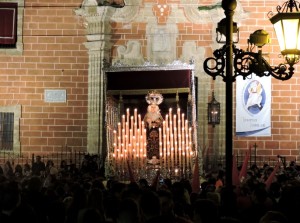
top-left (236, 74), bottom-right (271, 136)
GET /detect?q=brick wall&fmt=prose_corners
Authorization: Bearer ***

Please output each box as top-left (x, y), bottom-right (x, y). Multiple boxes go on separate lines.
top-left (0, 0), bottom-right (88, 157)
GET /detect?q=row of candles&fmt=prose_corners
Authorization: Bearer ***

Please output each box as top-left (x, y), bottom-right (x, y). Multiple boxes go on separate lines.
top-left (112, 108), bottom-right (147, 171)
top-left (110, 107), bottom-right (194, 173)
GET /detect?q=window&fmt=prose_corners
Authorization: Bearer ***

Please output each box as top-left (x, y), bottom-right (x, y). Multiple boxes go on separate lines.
top-left (0, 112), bottom-right (14, 150)
top-left (0, 0), bottom-right (24, 55)
top-left (0, 105), bottom-right (21, 153)
top-left (0, 2), bottom-right (17, 47)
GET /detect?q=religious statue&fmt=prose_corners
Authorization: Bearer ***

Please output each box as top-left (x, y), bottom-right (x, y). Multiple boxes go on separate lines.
top-left (143, 91), bottom-right (164, 161)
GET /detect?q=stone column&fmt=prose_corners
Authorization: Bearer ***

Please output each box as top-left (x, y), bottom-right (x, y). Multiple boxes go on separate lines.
top-left (75, 2), bottom-right (114, 155)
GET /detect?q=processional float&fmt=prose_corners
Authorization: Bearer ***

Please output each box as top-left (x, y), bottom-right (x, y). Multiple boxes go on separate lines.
top-left (106, 90), bottom-right (197, 181)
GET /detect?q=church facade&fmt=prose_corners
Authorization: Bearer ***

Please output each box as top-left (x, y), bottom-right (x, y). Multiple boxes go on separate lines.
top-left (0, 0), bottom-right (299, 172)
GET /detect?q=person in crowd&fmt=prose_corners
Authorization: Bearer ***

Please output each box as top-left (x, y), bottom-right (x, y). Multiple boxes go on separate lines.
top-left (0, 179), bottom-right (38, 223)
top-left (157, 188), bottom-right (193, 223)
top-left (3, 160), bottom-right (14, 179)
top-left (23, 162), bottom-right (31, 177)
top-left (259, 210), bottom-right (289, 223)
top-left (139, 189), bottom-right (162, 223)
top-left (45, 160), bottom-right (55, 176)
top-left (31, 155), bottom-right (46, 177)
top-left (192, 198), bottom-right (219, 223)
top-left (115, 197), bottom-right (141, 223)
top-left (14, 164), bottom-right (23, 178)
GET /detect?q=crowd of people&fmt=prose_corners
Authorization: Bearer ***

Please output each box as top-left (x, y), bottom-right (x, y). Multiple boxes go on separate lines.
top-left (0, 155), bottom-right (299, 223)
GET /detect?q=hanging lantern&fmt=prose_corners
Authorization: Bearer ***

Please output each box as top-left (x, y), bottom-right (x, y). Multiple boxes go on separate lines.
top-left (207, 91), bottom-right (220, 127)
top-left (269, 0), bottom-right (300, 65)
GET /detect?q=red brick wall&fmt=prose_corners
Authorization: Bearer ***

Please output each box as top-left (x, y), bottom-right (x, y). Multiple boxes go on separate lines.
top-left (0, 0), bottom-right (88, 157)
top-left (234, 1), bottom-right (300, 162)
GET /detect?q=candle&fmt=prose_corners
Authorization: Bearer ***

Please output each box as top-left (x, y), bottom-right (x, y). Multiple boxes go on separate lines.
top-left (130, 116), bottom-right (133, 131)
top-left (169, 108), bottom-right (172, 119)
top-left (126, 108), bottom-right (130, 123)
top-left (178, 136), bottom-right (181, 167)
top-left (171, 133), bottom-right (174, 168)
top-left (159, 128), bottom-right (162, 159)
top-left (122, 115), bottom-right (125, 131)
top-left (113, 130), bottom-right (117, 168)
top-left (182, 151), bottom-right (185, 171)
top-left (134, 108), bottom-right (137, 124)
top-left (143, 129), bottom-right (147, 165)
top-left (140, 136), bottom-right (143, 168)
top-left (164, 147), bottom-right (167, 169)
top-left (188, 127), bottom-right (192, 169)
top-left (166, 115), bottom-right (169, 130)
top-left (167, 141), bottom-right (170, 170)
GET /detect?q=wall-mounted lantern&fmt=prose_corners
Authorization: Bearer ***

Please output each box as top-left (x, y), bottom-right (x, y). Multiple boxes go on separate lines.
top-left (207, 91), bottom-right (220, 127)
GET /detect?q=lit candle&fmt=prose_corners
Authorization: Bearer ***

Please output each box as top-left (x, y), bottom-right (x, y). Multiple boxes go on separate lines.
top-left (137, 128), bottom-right (140, 155)
top-left (167, 141), bottom-right (170, 170)
top-left (134, 108), bottom-right (137, 124)
top-left (169, 108), bottom-right (172, 119)
top-left (125, 134), bottom-right (129, 159)
top-left (163, 121), bottom-right (166, 165)
top-left (130, 129), bottom-right (133, 150)
top-left (170, 133), bottom-right (174, 168)
top-left (126, 108), bottom-right (130, 123)
top-left (166, 115), bottom-right (169, 130)
top-left (140, 136), bottom-right (143, 168)
top-left (181, 127), bottom-right (185, 169)
top-left (167, 127), bottom-right (170, 169)
top-left (143, 128), bottom-right (147, 165)
top-left (164, 147), bottom-right (167, 169)
top-left (182, 151), bottom-right (185, 171)
top-left (188, 127), bottom-right (192, 169)
top-left (118, 136), bottom-right (121, 163)
top-left (130, 116), bottom-right (134, 132)
top-left (122, 115), bottom-right (126, 134)
top-left (178, 132), bottom-right (181, 165)
top-left (113, 130), bottom-right (117, 169)
top-left (159, 128), bottom-right (162, 160)
top-left (138, 114), bottom-right (141, 131)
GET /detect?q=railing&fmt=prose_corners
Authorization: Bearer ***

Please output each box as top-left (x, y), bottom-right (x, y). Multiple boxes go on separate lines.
top-left (0, 150), bottom-right (103, 172)
top-left (0, 150), bottom-right (291, 177)
top-left (202, 153), bottom-right (289, 173)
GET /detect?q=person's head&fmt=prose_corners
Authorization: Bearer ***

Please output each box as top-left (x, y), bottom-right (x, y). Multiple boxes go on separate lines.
top-left (36, 155), bottom-right (42, 162)
top-left (259, 211), bottom-right (288, 223)
top-left (139, 190), bottom-right (161, 221)
top-left (192, 198), bottom-right (219, 223)
top-left (116, 198), bottom-right (140, 223)
top-left (156, 189), bottom-right (174, 215)
top-left (78, 208), bottom-right (105, 223)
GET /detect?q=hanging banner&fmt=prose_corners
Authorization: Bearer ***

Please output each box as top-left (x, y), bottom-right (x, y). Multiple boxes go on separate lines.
top-left (236, 74), bottom-right (271, 136)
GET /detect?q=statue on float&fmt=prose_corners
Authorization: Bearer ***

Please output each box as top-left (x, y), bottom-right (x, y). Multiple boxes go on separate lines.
top-left (143, 90), bottom-right (164, 163)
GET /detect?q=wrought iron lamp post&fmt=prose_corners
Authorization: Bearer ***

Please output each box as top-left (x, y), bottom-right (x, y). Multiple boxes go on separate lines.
top-left (203, 0), bottom-right (300, 188)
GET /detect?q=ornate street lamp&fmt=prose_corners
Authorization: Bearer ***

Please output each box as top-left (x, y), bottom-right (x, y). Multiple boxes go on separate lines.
top-left (270, 0), bottom-right (300, 64)
top-left (202, 0), bottom-right (300, 188)
top-left (207, 91), bottom-right (220, 127)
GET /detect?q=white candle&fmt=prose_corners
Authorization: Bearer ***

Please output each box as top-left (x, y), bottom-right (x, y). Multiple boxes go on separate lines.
top-left (159, 128), bottom-right (162, 159)
top-left (126, 108), bottom-right (130, 123)
top-left (122, 115), bottom-right (125, 131)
